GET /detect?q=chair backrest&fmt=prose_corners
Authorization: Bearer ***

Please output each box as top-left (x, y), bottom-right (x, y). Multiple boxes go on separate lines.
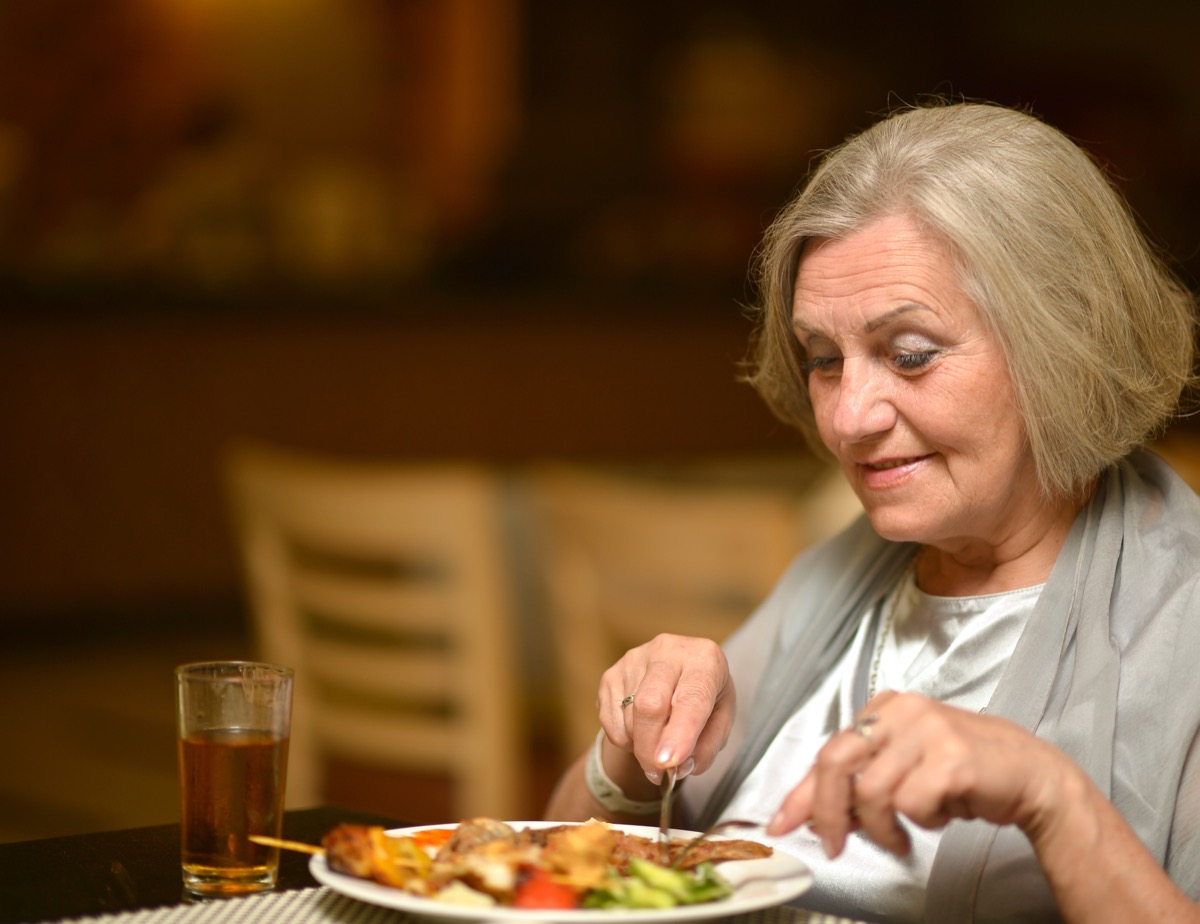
top-left (524, 455), bottom-right (860, 758)
top-left (224, 443), bottom-right (525, 819)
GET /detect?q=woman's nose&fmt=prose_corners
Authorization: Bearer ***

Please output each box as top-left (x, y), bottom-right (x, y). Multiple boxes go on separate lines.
top-left (828, 359), bottom-right (898, 443)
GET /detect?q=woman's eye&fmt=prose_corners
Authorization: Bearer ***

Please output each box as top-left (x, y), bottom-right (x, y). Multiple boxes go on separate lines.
top-left (894, 350), bottom-right (939, 372)
top-left (800, 355), bottom-right (841, 374)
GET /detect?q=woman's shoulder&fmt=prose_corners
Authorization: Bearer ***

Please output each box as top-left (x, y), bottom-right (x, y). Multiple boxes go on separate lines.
top-left (1126, 447), bottom-right (1200, 546)
top-left (1110, 448), bottom-right (1200, 642)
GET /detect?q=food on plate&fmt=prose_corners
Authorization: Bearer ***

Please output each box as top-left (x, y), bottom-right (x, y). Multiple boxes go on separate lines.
top-left (321, 818), bottom-right (772, 910)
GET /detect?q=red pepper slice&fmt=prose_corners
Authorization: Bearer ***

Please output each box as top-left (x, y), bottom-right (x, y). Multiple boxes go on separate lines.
top-left (511, 865), bottom-right (580, 909)
top-left (411, 828), bottom-right (455, 850)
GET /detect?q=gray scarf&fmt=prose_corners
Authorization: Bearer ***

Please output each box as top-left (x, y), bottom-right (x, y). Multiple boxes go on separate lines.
top-left (694, 449), bottom-right (1200, 919)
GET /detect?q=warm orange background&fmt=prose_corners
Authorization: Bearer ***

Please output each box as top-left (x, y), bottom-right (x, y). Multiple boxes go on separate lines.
top-left (2, 0), bottom-right (1197, 627)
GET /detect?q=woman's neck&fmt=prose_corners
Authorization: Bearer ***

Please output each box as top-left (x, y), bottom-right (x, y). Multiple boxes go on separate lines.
top-left (915, 480), bottom-right (1096, 597)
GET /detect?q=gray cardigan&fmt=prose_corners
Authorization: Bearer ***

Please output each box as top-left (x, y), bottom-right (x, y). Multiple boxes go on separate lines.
top-left (688, 448), bottom-right (1200, 921)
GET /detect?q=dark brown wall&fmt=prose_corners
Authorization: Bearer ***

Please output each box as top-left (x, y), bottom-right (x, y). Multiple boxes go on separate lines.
top-left (0, 300), bottom-right (804, 623)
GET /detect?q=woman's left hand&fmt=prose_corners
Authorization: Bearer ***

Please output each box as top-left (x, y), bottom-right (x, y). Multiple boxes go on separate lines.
top-left (768, 690), bottom-right (1068, 858)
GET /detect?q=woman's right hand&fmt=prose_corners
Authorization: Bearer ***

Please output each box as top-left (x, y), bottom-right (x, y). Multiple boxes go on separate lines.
top-left (597, 633), bottom-right (736, 785)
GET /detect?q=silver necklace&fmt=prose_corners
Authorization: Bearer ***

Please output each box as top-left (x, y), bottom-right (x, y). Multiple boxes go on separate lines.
top-left (867, 559), bottom-right (919, 701)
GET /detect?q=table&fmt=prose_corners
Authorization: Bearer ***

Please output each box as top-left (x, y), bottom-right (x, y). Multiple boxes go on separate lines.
top-left (0, 809), bottom-right (869, 924)
top-left (0, 806), bottom-right (396, 924)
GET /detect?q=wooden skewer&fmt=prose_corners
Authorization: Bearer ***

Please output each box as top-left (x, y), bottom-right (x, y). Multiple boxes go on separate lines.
top-left (249, 834), bottom-right (325, 855)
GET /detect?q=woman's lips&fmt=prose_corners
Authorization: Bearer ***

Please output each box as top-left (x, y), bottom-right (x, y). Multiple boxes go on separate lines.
top-left (867, 456), bottom-right (923, 470)
top-left (858, 454), bottom-right (929, 484)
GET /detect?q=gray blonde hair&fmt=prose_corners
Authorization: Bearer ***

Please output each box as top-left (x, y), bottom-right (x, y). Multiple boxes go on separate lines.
top-left (746, 101), bottom-right (1197, 499)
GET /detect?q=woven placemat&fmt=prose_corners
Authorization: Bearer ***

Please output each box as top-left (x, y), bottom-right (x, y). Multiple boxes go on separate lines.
top-left (58, 887), bottom-right (862, 924)
top-left (59, 888), bottom-right (402, 924)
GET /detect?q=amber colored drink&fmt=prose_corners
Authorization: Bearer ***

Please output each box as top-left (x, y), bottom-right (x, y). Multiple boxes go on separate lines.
top-left (178, 727), bottom-right (289, 896)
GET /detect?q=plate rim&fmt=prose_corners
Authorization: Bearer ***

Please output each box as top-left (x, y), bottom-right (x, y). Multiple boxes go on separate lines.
top-left (309, 819), bottom-right (813, 922)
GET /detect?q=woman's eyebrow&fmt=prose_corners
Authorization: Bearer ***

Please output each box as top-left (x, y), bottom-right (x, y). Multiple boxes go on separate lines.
top-left (791, 302), bottom-right (930, 336)
top-left (864, 303), bottom-right (930, 332)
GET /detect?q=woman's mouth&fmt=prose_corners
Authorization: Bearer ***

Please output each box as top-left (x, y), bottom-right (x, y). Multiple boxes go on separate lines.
top-left (865, 456), bottom-right (925, 471)
top-left (854, 455), bottom-right (932, 489)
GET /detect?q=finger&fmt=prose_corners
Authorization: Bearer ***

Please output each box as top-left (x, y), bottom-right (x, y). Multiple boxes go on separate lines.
top-left (851, 695), bottom-right (1030, 843)
top-left (688, 683), bottom-right (735, 775)
top-left (598, 664), bottom-right (641, 748)
top-left (851, 732), bottom-right (918, 856)
top-left (808, 728), bottom-right (875, 857)
top-left (598, 635), bottom-right (732, 781)
top-left (868, 696), bottom-right (984, 828)
top-left (626, 660), bottom-right (677, 778)
top-left (630, 637), bottom-right (731, 772)
top-left (657, 642), bottom-right (733, 773)
top-left (767, 766), bottom-right (816, 836)
top-left (888, 734), bottom-right (988, 830)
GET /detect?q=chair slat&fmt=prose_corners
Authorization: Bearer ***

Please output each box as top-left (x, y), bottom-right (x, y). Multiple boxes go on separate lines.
top-left (289, 570), bottom-right (453, 633)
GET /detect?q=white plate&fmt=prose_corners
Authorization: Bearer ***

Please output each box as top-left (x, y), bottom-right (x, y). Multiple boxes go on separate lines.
top-left (310, 821), bottom-right (813, 922)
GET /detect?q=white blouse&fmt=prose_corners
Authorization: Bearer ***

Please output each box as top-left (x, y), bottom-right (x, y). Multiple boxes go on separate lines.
top-left (697, 569), bottom-right (1042, 923)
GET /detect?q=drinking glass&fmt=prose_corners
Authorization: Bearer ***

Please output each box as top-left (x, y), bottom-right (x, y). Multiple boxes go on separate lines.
top-left (175, 661), bottom-right (293, 897)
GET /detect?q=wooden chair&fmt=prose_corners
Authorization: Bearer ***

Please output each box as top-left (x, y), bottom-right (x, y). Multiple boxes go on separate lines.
top-left (224, 443), bottom-right (526, 819)
top-left (523, 455), bottom-right (860, 759)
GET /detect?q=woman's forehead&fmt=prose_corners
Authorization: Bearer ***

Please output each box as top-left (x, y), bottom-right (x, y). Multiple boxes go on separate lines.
top-left (793, 217), bottom-right (967, 321)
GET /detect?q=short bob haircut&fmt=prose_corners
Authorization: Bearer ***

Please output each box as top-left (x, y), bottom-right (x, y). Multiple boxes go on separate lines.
top-left (746, 101), bottom-right (1197, 499)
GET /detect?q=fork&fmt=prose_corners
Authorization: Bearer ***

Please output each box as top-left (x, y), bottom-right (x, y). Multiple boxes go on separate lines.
top-left (670, 818), bottom-right (765, 869)
top-left (658, 766), bottom-right (677, 863)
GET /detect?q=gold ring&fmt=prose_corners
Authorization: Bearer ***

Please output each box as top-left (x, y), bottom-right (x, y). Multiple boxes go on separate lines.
top-left (620, 694), bottom-right (636, 709)
top-left (851, 712), bottom-right (880, 739)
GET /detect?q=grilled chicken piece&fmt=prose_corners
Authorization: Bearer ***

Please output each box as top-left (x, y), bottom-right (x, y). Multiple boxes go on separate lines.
top-left (436, 818), bottom-right (517, 860)
top-left (322, 824), bottom-right (377, 880)
top-left (669, 837), bottom-right (773, 868)
top-left (321, 824), bottom-right (431, 890)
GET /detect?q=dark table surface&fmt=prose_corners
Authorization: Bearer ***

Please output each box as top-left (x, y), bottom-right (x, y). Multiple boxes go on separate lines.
top-left (0, 806), bottom-right (400, 924)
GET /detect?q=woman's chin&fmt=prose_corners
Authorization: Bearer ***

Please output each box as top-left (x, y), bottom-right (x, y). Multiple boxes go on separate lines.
top-left (862, 508), bottom-right (936, 546)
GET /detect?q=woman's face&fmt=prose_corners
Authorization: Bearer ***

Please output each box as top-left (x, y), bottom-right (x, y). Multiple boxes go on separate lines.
top-left (792, 213), bottom-right (1044, 561)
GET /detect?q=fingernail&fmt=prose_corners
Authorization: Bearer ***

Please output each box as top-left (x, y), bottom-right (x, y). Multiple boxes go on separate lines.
top-left (677, 757), bottom-right (695, 780)
top-left (644, 768), bottom-right (662, 785)
top-left (656, 745), bottom-right (674, 765)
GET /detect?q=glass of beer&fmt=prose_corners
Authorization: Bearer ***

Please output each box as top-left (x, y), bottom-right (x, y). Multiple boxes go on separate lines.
top-left (175, 661), bottom-right (293, 897)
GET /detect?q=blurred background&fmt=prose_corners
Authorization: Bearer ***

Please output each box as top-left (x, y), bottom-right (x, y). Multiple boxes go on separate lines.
top-left (2, 0), bottom-right (1199, 842)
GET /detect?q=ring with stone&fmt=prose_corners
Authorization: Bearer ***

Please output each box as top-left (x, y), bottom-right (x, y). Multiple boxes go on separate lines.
top-left (620, 694), bottom-right (636, 709)
top-left (851, 712), bottom-right (880, 739)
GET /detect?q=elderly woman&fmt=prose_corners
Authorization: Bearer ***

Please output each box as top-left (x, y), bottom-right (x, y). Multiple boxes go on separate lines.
top-left (545, 101), bottom-right (1200, 923)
